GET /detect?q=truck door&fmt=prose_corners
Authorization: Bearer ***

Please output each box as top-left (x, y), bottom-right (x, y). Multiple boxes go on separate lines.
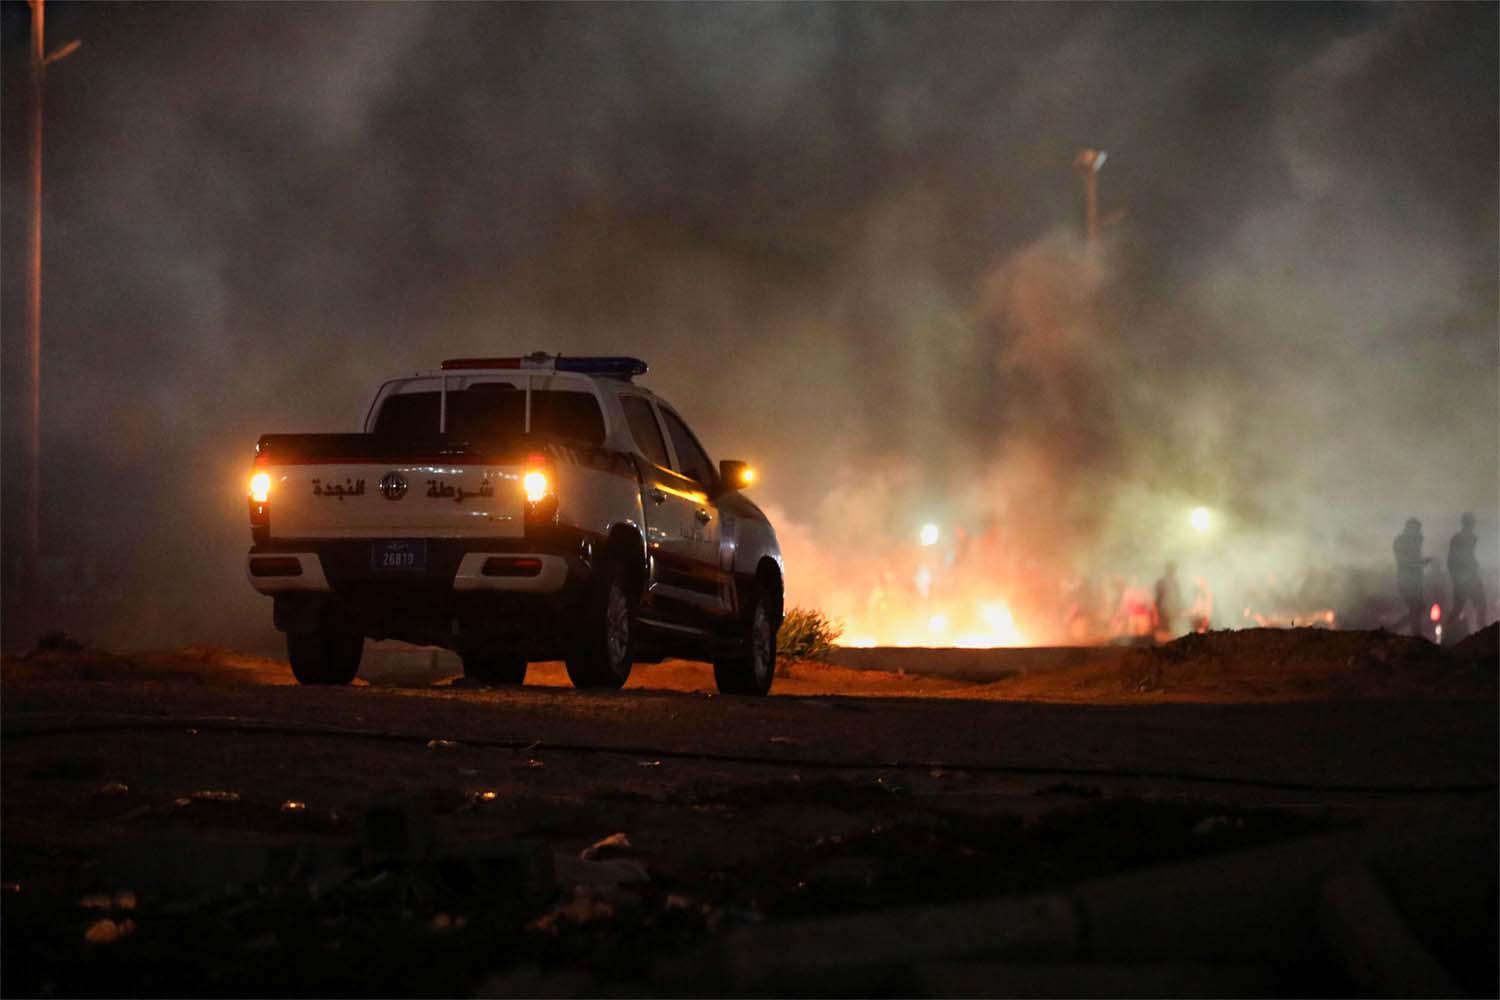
top-left (654, 405), bottom-right (732, 620)
top-left (619, 394), bottom-right (726, 621)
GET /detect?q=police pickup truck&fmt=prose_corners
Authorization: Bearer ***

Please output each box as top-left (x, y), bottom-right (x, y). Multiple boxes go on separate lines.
top-left (245, 354), bottom-right (783, 695)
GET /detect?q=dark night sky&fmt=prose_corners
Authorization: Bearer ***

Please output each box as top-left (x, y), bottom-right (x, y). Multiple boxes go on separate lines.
top-left (2, 2), bottom-right (1496, 647)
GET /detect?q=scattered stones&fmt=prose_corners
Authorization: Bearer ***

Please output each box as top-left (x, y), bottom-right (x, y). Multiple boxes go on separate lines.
top-left (83, 918), bottom-right (135, 945)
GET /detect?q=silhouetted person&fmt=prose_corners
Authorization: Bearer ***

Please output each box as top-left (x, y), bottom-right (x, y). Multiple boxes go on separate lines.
top-left (1393, 517), bottom-right (1431, 638)
top-left (1154, 562), bottom-right (1182, 640)
top-left (1445, 512), bottom-right (1487, 639)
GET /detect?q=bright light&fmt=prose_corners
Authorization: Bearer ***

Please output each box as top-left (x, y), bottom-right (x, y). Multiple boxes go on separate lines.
top-left (919, 523), bottom-right (940, 547)
top-left (1190, 506), bottom-right (1211, 533)
top-left (1429, 603), bottom-right (1442, 623)
top-left (927, 613), bottom-right (948, 633)
top-left (740, 467), bottom-right (756, 486)
top-left (249, 472), bottom-right (271, 503)
top-left (523, 471), bottom-right (549, 503)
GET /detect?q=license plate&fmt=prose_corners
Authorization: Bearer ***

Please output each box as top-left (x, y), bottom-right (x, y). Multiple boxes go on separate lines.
top-left (370, 539), bottom-right (427, 572)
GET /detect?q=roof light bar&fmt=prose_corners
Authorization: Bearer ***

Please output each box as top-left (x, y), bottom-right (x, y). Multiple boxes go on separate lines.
top-left (440, 353), bottom-right (648, 379)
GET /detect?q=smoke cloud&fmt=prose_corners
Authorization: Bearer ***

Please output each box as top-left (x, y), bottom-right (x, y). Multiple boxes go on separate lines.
top-left (2, 3), bottom-right (1495, 650)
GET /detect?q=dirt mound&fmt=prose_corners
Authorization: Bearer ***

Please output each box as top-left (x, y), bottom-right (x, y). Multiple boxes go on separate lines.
top-left (1452, 622), bottom-right (1499, 664)
top-left (988, 628), bottom-right (1495, 703)
top-left (0, 645), bottom-right (289, 686)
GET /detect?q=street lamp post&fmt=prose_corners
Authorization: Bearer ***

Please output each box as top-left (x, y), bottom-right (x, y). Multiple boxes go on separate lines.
top-left (21, 0), bottom-right (79, 599)
top-left (1073, 148), bottom-right (1108, 242)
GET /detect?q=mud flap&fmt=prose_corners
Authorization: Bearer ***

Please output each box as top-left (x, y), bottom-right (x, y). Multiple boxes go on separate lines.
top-left (273, 593), bottom-right (325, 633)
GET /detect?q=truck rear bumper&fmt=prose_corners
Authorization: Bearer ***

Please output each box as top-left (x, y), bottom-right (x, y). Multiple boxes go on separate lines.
top-left (245, 550), bottom-right (573, 596)
top-left (248, 534), bottom-right (591, 594)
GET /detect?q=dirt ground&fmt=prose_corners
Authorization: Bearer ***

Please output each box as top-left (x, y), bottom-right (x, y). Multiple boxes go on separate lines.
top-left (3, 627), bottom-right (1495, 996)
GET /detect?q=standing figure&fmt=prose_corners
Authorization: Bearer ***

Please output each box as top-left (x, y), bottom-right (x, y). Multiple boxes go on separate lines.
top-left (1153, 562), bottom-right (1182, 640)
top-left (1445, 512), bottom-right (1487, 639)
top-left (1392, 518), bottom-right (1431, 638)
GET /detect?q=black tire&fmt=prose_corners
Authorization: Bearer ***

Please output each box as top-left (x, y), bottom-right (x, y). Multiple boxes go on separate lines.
top-left (714, 591), bottom-right (776, 696)
top-left (286, 629), bottom-right (363, 686)
top-left (460, 648), bottom-right (528, 685)
top-left (565, 559), bottom-right (634, 690)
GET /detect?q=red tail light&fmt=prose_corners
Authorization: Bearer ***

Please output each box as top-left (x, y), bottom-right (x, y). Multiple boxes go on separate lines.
top-left (523, 452), bottom-right (558, 528)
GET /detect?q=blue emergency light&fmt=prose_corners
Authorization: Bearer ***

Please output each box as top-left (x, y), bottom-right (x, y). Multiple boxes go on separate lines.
top-left (440, 353), bottom-right (649, 380)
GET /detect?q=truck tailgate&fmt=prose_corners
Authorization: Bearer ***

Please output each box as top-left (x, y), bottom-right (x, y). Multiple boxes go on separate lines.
top-left (257, 436), bottom-right (526, 539)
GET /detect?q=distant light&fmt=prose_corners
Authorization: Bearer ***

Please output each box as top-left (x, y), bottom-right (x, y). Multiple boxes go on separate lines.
top-left (1430, 603), bottom-right (1442, 623)
top-left (919, 523), bottom-right (940, 547)
top-left (1190, 507), bottom-right (1211, 533)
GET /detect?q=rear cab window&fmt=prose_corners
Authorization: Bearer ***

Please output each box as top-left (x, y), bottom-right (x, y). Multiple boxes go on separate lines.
top-left (370, 376), bottom-right (606, 446)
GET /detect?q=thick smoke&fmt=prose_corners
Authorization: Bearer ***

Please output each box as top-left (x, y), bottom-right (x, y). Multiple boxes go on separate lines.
top-left (2, 3), bottom-right (1495, 650)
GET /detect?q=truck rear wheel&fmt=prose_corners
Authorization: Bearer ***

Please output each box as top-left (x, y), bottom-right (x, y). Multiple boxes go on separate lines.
top-left (565, 559), bottom-right (634, 690)
top-left (714, 592), bottom-right (776, 696)
top-left (461, 648), bottom-right (528, 686)
top-left (286, 629), bottom-right (363, 686)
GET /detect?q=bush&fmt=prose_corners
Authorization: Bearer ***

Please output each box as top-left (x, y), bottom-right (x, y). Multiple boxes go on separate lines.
top-left (777, 607), bottom-right (843, 662)
top-left (27, 630), bottom-right (85, 658)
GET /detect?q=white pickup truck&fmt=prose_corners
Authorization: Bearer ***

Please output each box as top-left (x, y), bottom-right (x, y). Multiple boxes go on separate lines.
top-left (245, 354), bottom-right (783, 695)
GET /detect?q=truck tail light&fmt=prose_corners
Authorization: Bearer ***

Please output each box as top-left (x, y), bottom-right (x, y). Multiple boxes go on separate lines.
top-left (523, 452), bottom-right (558, 528)
top-left (248, 462), bottom-right (271, 540)
top-left (523, 453), bottom-right (550, 503)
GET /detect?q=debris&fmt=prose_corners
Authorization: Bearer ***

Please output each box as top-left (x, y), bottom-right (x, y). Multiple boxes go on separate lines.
top-left (189, 790), bottom-right (241, 803)
top-left (84, 918), bottom-right (136, 945)
top-left (526, 758), bottom-right (545, 769)
top-left (557, 856), bottom-right (650, 890)
top-left (528, 895), bottom-right (615, 934)
top-left (1191, 815), bottom-right (1244, 837)
top-left (111, 805), bottom-right (153, 823)
top-left (580, 832), bottom-right (634, 861)
top-left (94, 781), bottom-right (130, 797)
top-left (426, 739), bottom-right (460, 751)
top-left (637, 759), bottom-right (662, 768)
top-left (362, 799), bottom-right (435, 863)
top-left (246, 932), bottom-right (278, 952)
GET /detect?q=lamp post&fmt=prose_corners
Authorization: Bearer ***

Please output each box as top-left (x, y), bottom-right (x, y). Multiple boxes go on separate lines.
top-left (1073, 148), bottom-right (1108, 242)
top-left (21, 0), bottom-right (80, 596)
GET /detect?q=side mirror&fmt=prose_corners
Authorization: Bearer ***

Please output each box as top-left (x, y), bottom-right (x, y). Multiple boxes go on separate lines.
top-left (718, 459), bottom-right (756, 494)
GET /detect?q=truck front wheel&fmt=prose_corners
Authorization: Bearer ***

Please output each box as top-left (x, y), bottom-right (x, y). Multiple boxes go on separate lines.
top-left (565, 559), bottom-right (634, 690)
top-left (286, 629), bottom-right (363, 686)
top-left (714, 592), bottom-right (776, 696)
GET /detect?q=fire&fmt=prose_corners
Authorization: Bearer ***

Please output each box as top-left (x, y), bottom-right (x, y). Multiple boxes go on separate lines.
top-left (837, 597), bottom-right (1028, 648)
